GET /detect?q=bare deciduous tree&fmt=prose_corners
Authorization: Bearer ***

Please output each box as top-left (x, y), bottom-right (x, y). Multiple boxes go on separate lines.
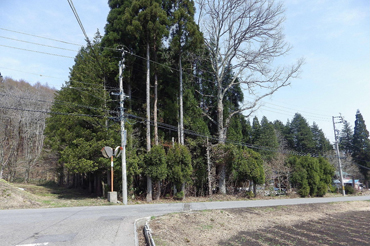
top-left (197, 0), bottom-right (303, 193)
top-left (0, 78), bottom-right (54, 182)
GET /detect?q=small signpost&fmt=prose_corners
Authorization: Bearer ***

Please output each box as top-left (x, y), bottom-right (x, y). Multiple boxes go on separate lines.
top-left (101, 146), bottom-right (123, 203)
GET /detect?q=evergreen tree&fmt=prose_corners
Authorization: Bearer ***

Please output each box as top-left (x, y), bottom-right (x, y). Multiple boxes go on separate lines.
top-left (45, 33), bottom-right (117, 194)
top-left (273, 120), bottom-right (286, 134)
top-left (166, 0), bottom-right (203, 145)
top-left (231, 146), bottom-right (264, 197)
top-left (167, 143), bottom-right (192, 198)
top-left (251, 116), bottom-right (261, 144)
top-left (339, 120), bottom-right (353, 155)
top-left (311, 122), bottom-right (332, 156)
top-left (289, 155), bottom-right (334, 197)
top-left (124, 0), bottom-right (169, 201)
top-left (256, 116), bottom-right (278, 161)
top-left (241, 118), bottom-right (253, 144)
top-left (287, 113), bottom-right (315, 153)
top-left (352, 110), bottom-right (370, 182)
top-left (143, 145), bottom-right (167, 199)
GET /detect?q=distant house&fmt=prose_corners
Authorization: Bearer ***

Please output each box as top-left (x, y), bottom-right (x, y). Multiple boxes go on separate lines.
top-left (333, 178), bottom-right (363, 190)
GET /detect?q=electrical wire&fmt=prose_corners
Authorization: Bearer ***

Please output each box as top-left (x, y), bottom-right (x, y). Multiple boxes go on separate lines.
top-left (0, 66), bottom-right (118, 90)
top-left (0, 92), bottom-right (117, 115)
top-left (0, 44), bottom-right (74, 58)
top-left (0, 27), bottom-right (83, 47)
top-left (67, 0), bottom-right (89, 42)
top-left (0, 102), bottom-right (358, 159)
top-left (0, 106), bottom-right (110, 119)
top-left (0, 35), bottom-right (78, 52)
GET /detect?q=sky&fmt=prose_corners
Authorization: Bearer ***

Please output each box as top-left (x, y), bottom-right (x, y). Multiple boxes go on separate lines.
top-left (0, 0), bottom-right (369, 143)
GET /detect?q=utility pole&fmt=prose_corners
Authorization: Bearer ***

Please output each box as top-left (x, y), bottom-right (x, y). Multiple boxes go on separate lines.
top-left (179, 56), bottom-right (184, 145)
top-left (119, 52), bottom-right (128, 205)
top-left (332, 115), bottom-right (345, 196)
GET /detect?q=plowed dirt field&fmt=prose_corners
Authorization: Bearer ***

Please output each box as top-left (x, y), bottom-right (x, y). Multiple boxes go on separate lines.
top-left (149, 201), bottom-right (370, 246)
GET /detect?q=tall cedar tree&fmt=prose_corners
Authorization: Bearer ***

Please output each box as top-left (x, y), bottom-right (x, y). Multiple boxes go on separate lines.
top-left (352, 110), bottom-right (370, 182)
top-left (311, 122), bottom-right (332, 156)
top-left (256, 116), bottom-right (278, 161)
top-left (124, 0), bottom-right (168, 201)
top-left (287, 113), bottom-right (315, 153)
top-left (166, 0), bottom-right (203, 145)
top-left (45, 33), bottom-right (118, 194)
top-left (339, 120), bottom-right (354, 155)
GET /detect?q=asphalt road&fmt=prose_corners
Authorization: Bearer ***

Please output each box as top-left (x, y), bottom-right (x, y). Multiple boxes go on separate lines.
top-left (1, 195), bottom-right (370, 246)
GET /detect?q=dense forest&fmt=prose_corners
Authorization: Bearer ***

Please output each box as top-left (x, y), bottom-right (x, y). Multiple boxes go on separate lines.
top-left (1, 0), bottom-right (370, 201)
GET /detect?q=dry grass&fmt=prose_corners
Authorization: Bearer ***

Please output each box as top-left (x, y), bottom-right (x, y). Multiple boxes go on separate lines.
top-left (0, 179), bottom-right (113, 209)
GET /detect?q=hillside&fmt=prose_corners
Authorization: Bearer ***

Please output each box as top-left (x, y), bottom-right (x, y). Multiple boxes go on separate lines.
top-left (0, 179), bottom-right (41, 209)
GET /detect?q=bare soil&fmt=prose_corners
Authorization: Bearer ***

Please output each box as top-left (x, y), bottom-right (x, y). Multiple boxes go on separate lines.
top-left (149, 201), bottom-right (370, 246)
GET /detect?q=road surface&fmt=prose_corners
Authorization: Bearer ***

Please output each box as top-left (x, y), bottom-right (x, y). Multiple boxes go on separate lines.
top-left (1, 195), bottom-right (369, 246)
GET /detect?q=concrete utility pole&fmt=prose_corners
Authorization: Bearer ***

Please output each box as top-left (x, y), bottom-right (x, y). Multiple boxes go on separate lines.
top-left (179, 56), bottom-right (184, 145)
top-left (332, 115), bottom-right (345, 196)
top-left (119, 52), bottom-right (128, 205)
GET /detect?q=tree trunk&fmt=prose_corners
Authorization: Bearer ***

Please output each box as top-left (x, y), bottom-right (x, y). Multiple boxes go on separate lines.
top-left (253, 181), bottom-right (257, 197)
top-left (173, 185), bottom-right (177, 195)
top-left (154, 73), bottom-right (158, 145)
top-left (146, 176), bottom-right (153, 202)
top-left (218, 165), bottom-right (226, 194)
top-left (207, 137), bottom-right (212, 196)
top-left (181, 182), bottom-right (186, 199)
top-left (156, 180), bottom-right (161, 200)
top-left (217, 85), bottom-right (227, 194)
top-left (146, 42), bottom-right (153, 202)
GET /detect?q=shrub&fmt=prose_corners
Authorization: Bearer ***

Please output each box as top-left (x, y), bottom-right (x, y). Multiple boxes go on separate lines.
top-left (344, 185), bottom-right (355, 195)
top-left (329, 184), bottom-right (337, 193)
top-left (298, 181), bottom-right (310, 197)
top-left (317, 182), bottom-right (327, 197)
top-left (174, 191), bottom-right (184, 200)
top-left (245, 190), bottom-right (254, 198)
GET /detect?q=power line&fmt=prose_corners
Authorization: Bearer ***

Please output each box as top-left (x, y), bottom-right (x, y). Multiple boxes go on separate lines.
top-left (0, 35), bottom-right (78, 52)
top-left (0, 92), bottom-right (117, 115)
top-left (0, 66), bottom-right (118, 89)
top-left (0, 44), bottom-right (74, 58)
top-left (0, 27), bottom-right (121, 52)
top-left (67, 0), bottom-right (89, 42)
top-left (0, 106), bottom-right (110, 119)
top-left (0, 103), bottom-right (334, 158)
top-left (125, 51), bottom-right (334, 124)
top-left (0, 27), bottom-right (83, 47)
